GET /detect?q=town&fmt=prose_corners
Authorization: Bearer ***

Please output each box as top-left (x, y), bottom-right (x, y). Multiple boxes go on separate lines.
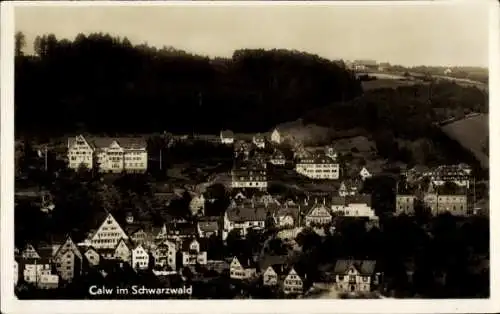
top-left (14, 126), bottom-right (489, 299)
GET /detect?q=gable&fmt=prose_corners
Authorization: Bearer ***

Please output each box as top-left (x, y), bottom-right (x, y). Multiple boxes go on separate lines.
top-left (92, 214), bottom-right (128, 241)
top-left (230, 257), bottom-right (241, 268)
top-left (308, 206), bottom-right (331, 217)
top-left (69, 135), bottom-right (93, 151)
top-left (115, 240), bottom-right (130, 253)
top-left (264, 266), bottom-right (277, 276)
top-left (55, 237), bottom-right (82, 260)
top-left (347, 265), bottom-right (360, 275)
top-left (109, 141), bottom-right (122, 149)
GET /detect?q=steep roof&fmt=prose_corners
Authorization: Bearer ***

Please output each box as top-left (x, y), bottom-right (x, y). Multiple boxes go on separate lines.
top-left (197, 217), bottom-right (219, 233)
top-left (68, 135), bottom-right (147, 150)
top-left (333, 259), bottom-right (377, 276)
top-left (259, 255), bottom-right (288, 274)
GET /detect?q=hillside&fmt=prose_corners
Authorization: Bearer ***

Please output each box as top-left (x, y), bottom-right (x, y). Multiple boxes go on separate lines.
top-left (441, 114), bottom-right (489, 168)
top-left (15, 32), bottom-right (362, 136)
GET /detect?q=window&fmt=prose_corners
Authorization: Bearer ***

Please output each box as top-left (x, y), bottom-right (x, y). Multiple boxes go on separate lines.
top-left (338, 275), bottom-right (344, 280)
top-left (349, 275), bottom-right (356, 282)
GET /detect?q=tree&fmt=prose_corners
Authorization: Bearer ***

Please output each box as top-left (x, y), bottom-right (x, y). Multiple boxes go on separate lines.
top-left (15, 31), bottom-right (26, 57)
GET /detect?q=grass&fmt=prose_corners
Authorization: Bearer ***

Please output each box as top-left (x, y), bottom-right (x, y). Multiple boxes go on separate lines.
top-left (441, 113), bottom-right (488, 169)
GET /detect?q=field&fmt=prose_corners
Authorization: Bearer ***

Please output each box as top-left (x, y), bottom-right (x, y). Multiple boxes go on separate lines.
top-left (441, 114), bottom-right (489, 169)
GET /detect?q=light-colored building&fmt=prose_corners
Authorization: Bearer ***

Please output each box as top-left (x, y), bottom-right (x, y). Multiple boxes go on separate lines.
top-left (231, 165), bottom-right (267, 189)
top-left (22, 258), bottom-right (58, 288)
top-left (295, 155), bottom-right (340, 180)
top-left (252, 134), bottom-right (266, 148)
top-left (330, 195), bottom-right (375, 218)
top-left (359, 167), bottom-right (372, 181)
top-left (333, 260), bottom-right (378, 293)
top-left (276, 206), bottom-right (300, 228)
top-left (189, 193), bottom-right (205, 216)
top-left (21, 244), bottom-right (40, 260)
top-left (224, 201), bottom-right (272, 238)
top-left (181, 238), bottom-right (208, 266)
top-left (396, 195), bottom-right (417, 215)
top-left (229, 257), bottom-right (257, 280)
top-left (424, 192), bottom-right (469, 216)
top-left (131, 244), bottom-right (150, 270)
top-left (270, 128), bottom-right (282, 144)
top-left (283, 268), bottom-right (305, 295)
top-left (67, 135), bottom-right (148, 173)
top-left (152, 240), bottom-right (177, 271)
top-left (197, 216), bottom-right (220, 238)
top-left (38, 274), bottom-right (60, 289)
top-left (305, 204), bottom-right (332, 227)
top-left (429, 165), bottom-right (471, 188)
top-left (338, 180), bottom-right (361, 197)
top-left (84, 247), bottom-right (100, 267)
top-left (269, 149), bottom-right (286, 165)
top-left (220, 130), bottom-right (235, 144)
top-left (89, 213), bottom-right (129, 249)
top-left (113, 238), bottom-right (132, 263)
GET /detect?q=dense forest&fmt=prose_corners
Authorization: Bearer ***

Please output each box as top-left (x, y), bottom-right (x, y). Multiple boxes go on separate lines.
top-left (14, 32), bottom-right (362, 135)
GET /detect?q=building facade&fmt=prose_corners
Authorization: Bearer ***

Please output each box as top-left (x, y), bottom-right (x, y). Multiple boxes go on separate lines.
top-left (90, 213), bottom-right (129, 250)
top-left (67, 135), bottom-right (147, 173)
top-left (295, 156), bottom-right (340, 180)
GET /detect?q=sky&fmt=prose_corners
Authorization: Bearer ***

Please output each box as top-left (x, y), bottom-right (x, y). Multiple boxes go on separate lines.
top-left (14, 2), bottom-right (491, 67)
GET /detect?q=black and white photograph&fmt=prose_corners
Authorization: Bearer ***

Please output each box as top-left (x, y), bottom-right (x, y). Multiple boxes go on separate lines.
top-left (1, 0), bottom-right (498, 313)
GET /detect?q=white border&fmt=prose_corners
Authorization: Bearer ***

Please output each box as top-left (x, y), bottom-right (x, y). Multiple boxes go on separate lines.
top-left (1, 1), bottom-right (499, 314)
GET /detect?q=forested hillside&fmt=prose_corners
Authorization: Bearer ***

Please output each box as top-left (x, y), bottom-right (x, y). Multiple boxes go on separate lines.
top-left (14, 32), bottom-right (362, 135)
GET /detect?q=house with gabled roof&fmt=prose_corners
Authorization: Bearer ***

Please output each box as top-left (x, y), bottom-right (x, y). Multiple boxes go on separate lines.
top-left (89, 213), bottom-right (129, 250)
top-left (52, 236), bottom-right (83, 282)
top-left (224, 201), bottom-right (274, 238)
top-left (270, 128), bottom-right (282, 144)
top-left (276, 206), bottom-right (301, 228)
top-left (283, 267), bottom-right (308, 295)
top-left (260, 255), bottom-right (288, 286)
top-left (220, 130), bottom-right (235, 144)
top-left (67, 134), bottom-right (147, 173)
top-left (152, 239), bottom-right (177, 271)
top-left (113, 238), bottom-right (133, 263)
top-left (131, 244), bottom-right (150, 271)
top-left (269, 149), bottom-right (286, 165)
top-left (181, 238), bottom-right (208, 266)
top-left (252, 133), bottom-right (266, 149)
top-left (333, 259), bottom-right (379, 293)
top-left (229, 256), bottom-right (258, 280)
top-left (359, 166), bottom-right (373, 181)
top-left (21, 244), bottom-right (40, 260)
top-left (339, 179), bottom-right (362, 197)
top-left (295, 154), bottom-right (340, 180)
top-left (304, 204), bottom-right (332, 227)
top-left (197, 216), bottom-right (220, 238)
top-left (83, 247), bottom-right (101, 267)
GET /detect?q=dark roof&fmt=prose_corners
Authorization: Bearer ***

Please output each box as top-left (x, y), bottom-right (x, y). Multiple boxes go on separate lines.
top-left (220, 130), bottom-right (234, 138)
top-left (346, 194), bottom-right (372, 206)
top-left (181, 238), bottom-right (208, 252)
top-left (96, 248), bottom-right (116, 255)
top-left (197, 218), bottom-right (219, 232)
top-left (277, 206), bottom-right (300, 222)
top-left (331, 196), bottom-right (347, 206)
top-left (333, 260), bottom-right (376, 276)
top-left (259, 255), bottom-right (288, 274)
top-left (69, 136), bottom-right (146, 150)
top-left (340, 179), bottom-right (362, 190)
top-left (234, 256), bottom-right (258, 269)
top-left (253, 134), bottom-right (265, 142)
top-left (227, 204), bottom-right (273, 222)
top-left (297, 155), bottom-right (336, 164)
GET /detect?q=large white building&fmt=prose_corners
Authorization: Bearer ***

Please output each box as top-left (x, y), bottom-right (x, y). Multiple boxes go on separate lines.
top-left (295, 155), bottom-right (340, 180)
top-left (89, 213), bottom-right (129, 250)
top-left (67, 135), bottom-right (148, 173)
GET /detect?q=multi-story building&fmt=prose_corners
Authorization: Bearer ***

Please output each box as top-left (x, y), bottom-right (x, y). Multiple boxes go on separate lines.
top-left (113, 239), bottom-right (132, 263)
top-left (152, 240), bottom-right (177, 271)
top-left (229, 257), bottom-right (257, 280)
top-left (429, 164), bottom-right (472, 188)
top-left (224, 201), bottom-right (272, 238)
top-left (231, 163), bottom-right (267, 189)
top-left (181, 238), bottom-right (208, 266)
top-left (252, 134), bottom-right (266, 149)
top-left (283, 267), bottom-right (305, 295)
top-left (295, 155), bottom-right (340, 180)
top-left (83, 247), bottom-right (100, 267)
top-left (333, 259), bottom-right (379, 293)
top-left (220, 130), bottom-right (234, 145)
top-left (424, 192), bottom-right (469, 216)
top-left (395, 195), bottom-right (417, 215)
top-left (67, 135), bottom-right (148, 173)
top-left (14, 260), bottom-right (19, 286)
top-left (131, 244), bottom-right (150, 271)
top-left (89, 213), bottom-right (129, 250)
top-left (304, 204), bottom-right (332, 227)
top-left (330, 195), bottom-right (376, 218)
top-left (269, 149), bottom-right (286, 166)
